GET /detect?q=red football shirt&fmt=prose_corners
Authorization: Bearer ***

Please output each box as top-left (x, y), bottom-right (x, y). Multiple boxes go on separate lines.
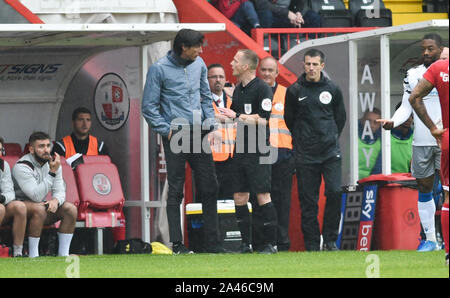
top-left (423, 59), bottom-right (449, 129)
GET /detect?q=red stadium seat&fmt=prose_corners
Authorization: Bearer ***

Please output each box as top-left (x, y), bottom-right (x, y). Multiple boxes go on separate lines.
top-left (3, 143), bottom-right (23, 157)
top-left (82, 155), bottom-right (111, 164)
top-left (60, 157), bottom-right (80, 208)
top-left (1, 156), bottom-right (19, 171)
top-left (74, 162), bottom-right (124, 228)
top-left (22, 143), bottom-right (30, 155)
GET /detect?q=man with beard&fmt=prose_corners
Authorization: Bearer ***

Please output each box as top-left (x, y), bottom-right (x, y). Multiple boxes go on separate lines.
top-left (13, 132), bottom-right (77, 258)
top-left (52, 107), bottom-right (109, 160)
top-left (377, 34), bottom-right (444, 251)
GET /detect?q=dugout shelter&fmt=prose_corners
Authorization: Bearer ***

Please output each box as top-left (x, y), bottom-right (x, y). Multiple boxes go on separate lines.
top-left (0, 3), bottom-right (225, 251)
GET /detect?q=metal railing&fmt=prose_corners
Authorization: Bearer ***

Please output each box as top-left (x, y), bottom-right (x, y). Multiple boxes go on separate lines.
top-left (251, 27), bottom-right (377, 60)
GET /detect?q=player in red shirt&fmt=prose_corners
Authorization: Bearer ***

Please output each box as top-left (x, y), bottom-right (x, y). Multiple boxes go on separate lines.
top-left (409, 55), bottom-right (449, 266)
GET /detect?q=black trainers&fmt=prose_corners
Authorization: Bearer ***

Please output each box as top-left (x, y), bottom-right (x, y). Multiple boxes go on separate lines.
top-left (172, 243), bottom-right (193, 255)
top-left (259, 243), bottom-right (277, 254)
top-left (323, 241), bottom-right (339, 251)
top-left (240, 243), bottom-right (253, 254)
top-left (446, 254), bottom-right (449, 266)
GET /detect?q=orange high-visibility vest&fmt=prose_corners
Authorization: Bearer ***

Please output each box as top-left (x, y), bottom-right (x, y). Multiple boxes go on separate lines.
top-left (62, 135), bottom-right (98, 159)
top-left (269, 85), bottom-right (293, 149)
top-left (211, 95), bottom-right (236, 162)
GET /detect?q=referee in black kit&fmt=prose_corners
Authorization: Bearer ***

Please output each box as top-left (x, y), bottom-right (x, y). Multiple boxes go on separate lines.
top-left (219, 49), bottom-right (278, 254)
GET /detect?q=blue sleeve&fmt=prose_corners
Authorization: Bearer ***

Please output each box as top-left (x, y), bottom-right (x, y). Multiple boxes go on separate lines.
top-left (141, 64), bottom-right (171, 137)
top-left (199, 62), bottom-right (217, 131)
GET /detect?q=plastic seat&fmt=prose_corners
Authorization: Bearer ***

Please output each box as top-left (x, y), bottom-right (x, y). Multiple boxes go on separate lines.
top-left (1, 156), bottom-right (19, 170)
top-left (59, 157), bottom-right (80, 208)
top-left (82, 155), bottom-right (111, 164)
top-left (74, 162), bottom-right (124, 227)
top-left (310, 0), bottom-right (353, 27)
top-left (349, 0), bottom-right (392, 27)
top-left (3, 143), bottom-right (23, 157)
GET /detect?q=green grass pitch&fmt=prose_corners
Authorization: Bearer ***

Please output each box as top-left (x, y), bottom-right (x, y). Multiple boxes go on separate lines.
top-left (0, 250), bottom-right (448, 278)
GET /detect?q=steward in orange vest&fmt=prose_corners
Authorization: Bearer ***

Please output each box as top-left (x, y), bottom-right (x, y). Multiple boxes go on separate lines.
top-left (52, 107), bottom-right (109, 159)
top-left (269, 84), bottom-right (293, 150)
top-left (211, 94), bottom-right (236, 162)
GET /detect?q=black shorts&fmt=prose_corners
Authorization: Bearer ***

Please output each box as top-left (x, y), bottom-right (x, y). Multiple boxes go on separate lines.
top-left (230, 153), bottom-right (271, 194)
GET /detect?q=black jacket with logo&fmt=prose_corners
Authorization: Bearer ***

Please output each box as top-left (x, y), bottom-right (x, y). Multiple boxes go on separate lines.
top-left (284, 73), bottom-right (346, 164)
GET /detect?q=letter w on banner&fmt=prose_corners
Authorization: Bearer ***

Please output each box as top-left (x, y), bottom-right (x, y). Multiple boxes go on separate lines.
top-left (357, 184), bottom-right (378, 251)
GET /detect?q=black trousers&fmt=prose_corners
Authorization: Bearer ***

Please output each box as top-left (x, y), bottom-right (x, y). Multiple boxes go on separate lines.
top-left (162, 136), bottom-right (220, 246)
top-left (296, 156), bottom-right (342, 251)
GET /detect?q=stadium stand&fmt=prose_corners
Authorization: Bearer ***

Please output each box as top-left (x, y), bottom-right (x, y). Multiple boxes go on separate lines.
top-left (310, 0), bottom-right (354, 27)
top-left (3, 143), bottom-right (23, 157)
top-left (349, 0), bottom-right (393, 27)
top-left (344, 0), bottom-right (448, 25)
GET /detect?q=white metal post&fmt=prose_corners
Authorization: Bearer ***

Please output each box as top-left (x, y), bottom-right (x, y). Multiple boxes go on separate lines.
top-left (380, 35), bottom-right (391, 175)
top-left (349, 40), bottom-right (359, 185)
top-left (140, 45), bottom-right (151, 243)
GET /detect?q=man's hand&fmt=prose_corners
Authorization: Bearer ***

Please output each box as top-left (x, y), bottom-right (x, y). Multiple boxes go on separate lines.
top-left (430, 127), bottom-right (446, 148)
top-left (218, 107), bottom-right (237, 119)
top-left (44, 198), bottom-right (59, 213)
top-left (167, 130), bottom-right (173, 141)
top-left (376, 119), bottom-right (394, 130)
top-left (49, 152), bottom-right (61, 174)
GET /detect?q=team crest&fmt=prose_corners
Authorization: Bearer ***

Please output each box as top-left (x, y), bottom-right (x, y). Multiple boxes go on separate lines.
top-left (92, 173), bottom-right (112, 195)
top-left (244, 104), bottom-right (252, 114)
top-left (261, 98), bottom-right (272, 112)
top-left (319, 91), bottom-right (332, 104)
top-left (94, 73), bottom-right (130, 131)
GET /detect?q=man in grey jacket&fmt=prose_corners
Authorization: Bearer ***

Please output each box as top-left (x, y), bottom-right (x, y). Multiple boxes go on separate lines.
top-left (13, 132), bottom-right (77, 258)
top-left (0, 137), bottom-right (27, 257)
top-left (142, 29), bottom-right (225, 254)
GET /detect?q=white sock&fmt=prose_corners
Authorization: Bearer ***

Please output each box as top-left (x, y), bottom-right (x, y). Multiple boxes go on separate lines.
top-left (28, 237), bottom-right (40, 258)
top-left (57, 232), bottom-right (73, 257)
top-left (13, 245), bottom-right (23, 257)
top-left (418, 199), bottom-right (437, 242)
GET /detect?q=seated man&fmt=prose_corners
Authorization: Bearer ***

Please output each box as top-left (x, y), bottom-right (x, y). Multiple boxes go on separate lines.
top-left (52, 107), bottom-right (109, 159)
top-left (0, 137), bottom-right (27, 257)
top-left (13, 132), bottom-right (77, 258)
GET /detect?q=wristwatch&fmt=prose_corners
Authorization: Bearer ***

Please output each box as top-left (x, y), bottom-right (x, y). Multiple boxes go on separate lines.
top-left (235, 112), bottom-right (241, 119)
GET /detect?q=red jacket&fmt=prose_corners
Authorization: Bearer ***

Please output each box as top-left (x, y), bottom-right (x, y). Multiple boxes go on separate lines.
top-left (211, 0), bottom-right (248, 19)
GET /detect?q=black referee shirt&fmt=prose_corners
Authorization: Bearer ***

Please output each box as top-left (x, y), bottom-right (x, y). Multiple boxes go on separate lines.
top-left (230, 77), bottom-right (273, 155)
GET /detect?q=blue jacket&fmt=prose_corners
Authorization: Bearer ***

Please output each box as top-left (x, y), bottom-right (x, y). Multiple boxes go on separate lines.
top-left (142, 51), bottom-right (216, 137)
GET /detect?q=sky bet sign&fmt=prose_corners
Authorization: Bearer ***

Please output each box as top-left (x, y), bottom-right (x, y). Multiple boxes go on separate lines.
top-left (356, 185), bottom-right (378, 251)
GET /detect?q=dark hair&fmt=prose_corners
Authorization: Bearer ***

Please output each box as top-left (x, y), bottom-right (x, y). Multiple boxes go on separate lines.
top-left (208, 63), bottom-right (225, 71)
top-left (0, 137), bottom-right (4, 147)
top-left (304, 49), bottom-right (325, 63)
top-left (29, 131), bottom-right (51, 145)
top-left (363, 107), bottom-right (381, 118)
top-left (422, 33), bottom-right (443, 48)
top-left (72, 107), bottom-right (91, 121)
top-left (173, 29), bottom-right (204, 56)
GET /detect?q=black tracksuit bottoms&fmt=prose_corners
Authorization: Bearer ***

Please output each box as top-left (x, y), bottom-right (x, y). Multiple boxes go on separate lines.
top-left (162, 136), bottom-right (220, 246)
top-left (296, 156), bottom-right (342, 251)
